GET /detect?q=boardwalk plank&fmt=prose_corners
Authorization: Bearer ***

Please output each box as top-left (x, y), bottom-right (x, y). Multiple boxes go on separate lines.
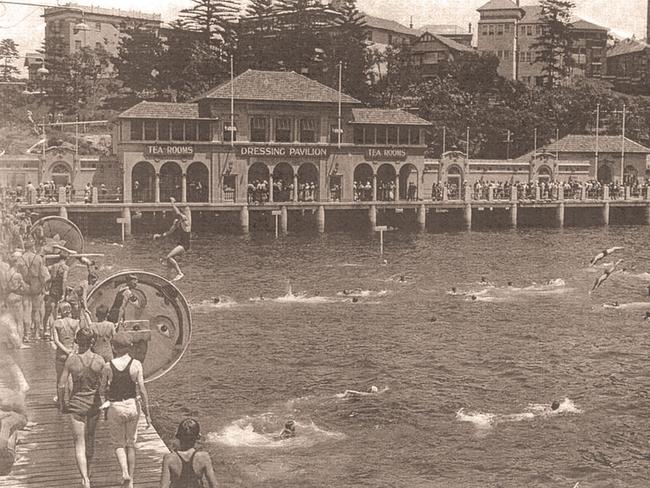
top-left (0, 344), bottom-right (169, 488)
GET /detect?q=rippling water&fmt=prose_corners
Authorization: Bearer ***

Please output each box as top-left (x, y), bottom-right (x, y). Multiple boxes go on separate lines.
top-left (84, 225), bottom-right (650, 488)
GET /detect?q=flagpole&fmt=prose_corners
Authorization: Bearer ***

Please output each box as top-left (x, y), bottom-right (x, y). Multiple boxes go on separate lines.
top-left (230, 55), bottom-right (235, 149)
top-left (534, 128), bottom-right (537, 156)
top-left (595, 103), bottom-right (600, 181)
top-left (442, 126), bottom-right (446, 154)
top-left (555, 128), bottom-right (559, 159)
top-left (620, 103), bottom-right (626, 184)
top-left (338, 61), bottom-right (342, 149)
top-left (42, 115), bottom-right (46, 159)
top-left (466, 127), bottom-right (470, 158)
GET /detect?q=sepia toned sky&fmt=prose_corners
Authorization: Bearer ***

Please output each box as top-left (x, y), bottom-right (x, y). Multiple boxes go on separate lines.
top-left (0, 0), bottom-right (647, 59)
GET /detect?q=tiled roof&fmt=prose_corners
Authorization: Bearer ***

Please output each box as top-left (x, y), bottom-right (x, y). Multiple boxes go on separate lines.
top-left (118, 102), bottom-right (200, 119)
top-left (571, 19), bottom-right (608, 32)
top-left (362, 13), bottom-right (417, 37)
top-left (607, 38), bottom-right (649, 58)
top-left (543, 135), bottom-right (650, 154)
top-left (413, 32), bottom-right (474, 53)
top-left (477, 0), bottom-right (520, 12)
top-left (521, 5), bottom-right (543, 24)
top-left (351, 108), bottom-right (431, 126)
top-left (200, 70), bottom-right (361, 104)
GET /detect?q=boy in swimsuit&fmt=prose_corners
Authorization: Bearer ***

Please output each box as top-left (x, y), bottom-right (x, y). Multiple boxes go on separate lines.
top-left (107, 275), bottom-right (139, 324)
top-left (153, 197), bottom-right (191, 282)
top-left (160, 418), bottom-right (218, 488)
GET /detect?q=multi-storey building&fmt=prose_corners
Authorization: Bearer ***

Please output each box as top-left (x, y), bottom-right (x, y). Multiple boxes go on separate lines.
top-left (606, 38), bottom-right (650, 94)
top-left (412, 32), bottom-right (474, 78)
top-left (476, 0), bottom-right (608, 85)
top-left (42, 3), bottom-right (161, 58)
top-left (418, 24), bottom-right (473, 47)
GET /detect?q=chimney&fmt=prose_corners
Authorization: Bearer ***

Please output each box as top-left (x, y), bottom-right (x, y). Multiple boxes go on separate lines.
top-left (410, 16), bottom-right (413, 29)
top-left (468, 22), bottom-right (472, 34)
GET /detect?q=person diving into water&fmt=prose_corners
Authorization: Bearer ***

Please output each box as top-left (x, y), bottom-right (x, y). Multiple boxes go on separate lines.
top-left (590, 246), bottom-right (624, 267)
top-left (279, 420), bottom-right (296, 440)
top-left (591, 260), bottom-right (623, 293)
top-left (153, 197), bottom-right (191, 282)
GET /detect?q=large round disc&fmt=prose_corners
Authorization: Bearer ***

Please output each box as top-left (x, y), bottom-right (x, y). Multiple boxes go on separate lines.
top-left (30, 216), bottom-right (84, 254)
top-left (87, 271), bottom-right (192, 383)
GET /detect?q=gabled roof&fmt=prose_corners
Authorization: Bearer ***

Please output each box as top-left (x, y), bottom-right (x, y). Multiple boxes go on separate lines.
top-left (477, 0), bottom-right (520, 12)
top-left (362, 13), bottom-right (417, 37)
top-left (351, 108), bottom-right (431, 126)
top-left (415, 32), bottom-right (474, 53)
top-left (418, 24), bottom-right (469, 35)
top-left (118, 102), bottom-right (200, 119)
top-left (200, 69), bottom-right (361, 104)
top-left (520, 5), bottom-right (543, 24)
top-left (607, 38), bottom-right (650, 58)
top-left (530, 135), bottom-right (650, 155)
top-left (571, 19), bottom-right (608, 32)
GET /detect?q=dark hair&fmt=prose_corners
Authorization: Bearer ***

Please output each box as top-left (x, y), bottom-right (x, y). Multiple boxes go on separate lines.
top-left (75, 328), bottom-right (96, 348)
top-left (95, 304), bottom-right (108, 321)
top-left (175, 418), bottom-right (201, 443)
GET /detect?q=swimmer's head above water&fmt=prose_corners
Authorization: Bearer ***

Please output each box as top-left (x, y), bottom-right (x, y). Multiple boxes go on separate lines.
top-left (451, 287), bottom-right (457, 293)
top-left (551, 400), bottom-right (560, 411)
top-left (471, 295), bottom-right (477, 301)
top-left (212, 297), bottom-right (220, 304)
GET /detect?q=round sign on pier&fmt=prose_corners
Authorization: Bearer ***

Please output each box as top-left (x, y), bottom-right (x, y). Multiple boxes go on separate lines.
top-left (87, 271), bottom-right (192, 382)
top-left (30, 216), bottom-right (84, 254)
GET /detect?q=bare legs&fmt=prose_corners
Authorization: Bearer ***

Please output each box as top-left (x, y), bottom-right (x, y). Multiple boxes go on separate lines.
top-left (114, 446), bottom-right (135, 487)
top-left (165, 245), bottom-right (185, 282)
top-left (70, 414), bottom-right (95, 488)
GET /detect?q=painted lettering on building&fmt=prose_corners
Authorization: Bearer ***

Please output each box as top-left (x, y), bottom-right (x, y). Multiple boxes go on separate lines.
top-left (144, 145), bottom-right (195, 158)
top-left (365, 148), bottom-right (408, 161)
top-left (238, 146), bottom-right (329, 158)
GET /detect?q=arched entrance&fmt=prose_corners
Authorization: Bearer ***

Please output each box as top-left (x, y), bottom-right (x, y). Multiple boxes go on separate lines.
top-left (132, 161), bottom-right (155, 203)
top-left (624, 165), bottom-right (638, 186)
top-left (272, 163), bottom-right (294, 202)
top-left (248, 162), bottom-right (270, 203)
top-left (537, 165), bottom-right (552, 183)
top-left (399, 164), bottom-right (418, 201)
top-left (446, 165), bottom-right (463, 200)
top-left (598, 165), bottom-right (612, 184)
top-left (51, 163), bottom-right (71, 187)
top-left (187, 162), bottom-right (209, 202)
top-left (297, 163), bottom-right (319, 202)
top-left (354, 163), bottom-right (373, 201)
top-left (377, 164), bottom-right (396, 201)
top-left (160, 161), bottom-right (182, 202)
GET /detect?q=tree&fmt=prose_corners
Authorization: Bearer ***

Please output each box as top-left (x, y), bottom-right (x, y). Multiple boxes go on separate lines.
top-left (0, 39), bottom-right (20, 81)
top-left (275, 0), bottom-right (335, 78)
top-left (532, 0), bottom-right (576, 87)
top-left (237, 0), bottom-right (281, 72)
top-left (113, 25), bottom-right (166, 100)
top-left (326, 0), bottom-right (370, 101)
top-left (181, 0), bottom-right (239, 50)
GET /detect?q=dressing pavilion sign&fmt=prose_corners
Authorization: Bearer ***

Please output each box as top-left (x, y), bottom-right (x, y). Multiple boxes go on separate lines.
top-left (237, 145), bottom-right (329, 158)
top-left (144, 144), bottom-right (195, 159)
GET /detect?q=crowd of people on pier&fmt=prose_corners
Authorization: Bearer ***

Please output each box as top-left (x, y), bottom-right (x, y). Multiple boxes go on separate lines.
top-left (2, 182), bottom-right (123, 206)
top-left (429, 178), bottom-right (650, 202)
top-left (247, 179), bottom-right (319, 203)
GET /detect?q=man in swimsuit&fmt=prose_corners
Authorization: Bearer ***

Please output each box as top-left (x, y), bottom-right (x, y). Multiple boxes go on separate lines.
top-left (160, 418), bottom-right (219, 488)
top-left (58, 328), bottom-right (104, 488)
top-left (591, 259), bottom-right (623, 292)
top-left (52, 302), bottom-right (79, 402)
top-left (44, 254), bottom-right (68, 339)
top-left (153, 197), bottom-right (191, 282)
top-left (590, 246), bottom-right (624, 266)
top-left (107, 275), bottom-right (139, 325)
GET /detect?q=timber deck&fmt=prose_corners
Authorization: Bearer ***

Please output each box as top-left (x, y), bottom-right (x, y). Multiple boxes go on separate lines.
top-left (0, 343), bottom-right (169, 488)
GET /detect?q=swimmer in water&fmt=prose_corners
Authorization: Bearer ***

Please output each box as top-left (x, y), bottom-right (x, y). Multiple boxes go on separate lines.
top-left (352, 297), bottom-right (359, 303)
top-left (211, 297), bottom-right (220, 304)
top-left (507, 281), bottom-right (513, 287)
top-left (471, 295), bottom-right (477, 301)
top-left (399, 275), bottom-right (406, 283)
top-left (480, 276), bottom-right (488, 284)
top-left (590, 246), bottom-right (624, 266)
top-left (551, 400), bottom-right (560, 411)
top-left (430, 315), bottom-right (437, 323)
top-left (645, 311), bottom-right (650, 321)
top-left (451, 287), bottom-right (457, 294)
top-left (279, 420), bottom-right (296, 439)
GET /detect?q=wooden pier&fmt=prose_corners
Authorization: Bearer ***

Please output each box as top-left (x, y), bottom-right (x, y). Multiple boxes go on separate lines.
top-left (0, 343), bottom-right (168, 488)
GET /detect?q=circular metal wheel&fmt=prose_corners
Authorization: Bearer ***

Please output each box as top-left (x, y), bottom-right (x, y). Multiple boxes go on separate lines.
top-left (87, 271), bottom-right (192, 383)
top-left (30, 216), bottom-right (84, 255)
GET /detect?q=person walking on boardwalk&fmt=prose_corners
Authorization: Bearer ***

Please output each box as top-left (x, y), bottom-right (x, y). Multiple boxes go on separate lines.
top-left (153, 197), bottom-right (191, 282)
top-left (100, 332), bottom-right (151, 488)
top-left (58, 328), bottom-right (105, 488)
top-left (52, 302), bottom-right (80, 401)
top-left (160, 418), bottom-right (219, 488)
top-left (83, 305), bottom-right (115, 363)
top-left (19, 237), bottom-right (50, 342)
top-left (44, 254), bottom-right (69, 339)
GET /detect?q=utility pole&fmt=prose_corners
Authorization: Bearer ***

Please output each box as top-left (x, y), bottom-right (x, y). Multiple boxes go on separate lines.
top-left (595, 103), bottom-right (600, 181)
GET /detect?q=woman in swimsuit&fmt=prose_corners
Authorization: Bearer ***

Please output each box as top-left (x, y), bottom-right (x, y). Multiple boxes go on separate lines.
top-left (58, 328), bottom-right (105, 488)
top-left (160, 418), bottom-right (218, 488)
